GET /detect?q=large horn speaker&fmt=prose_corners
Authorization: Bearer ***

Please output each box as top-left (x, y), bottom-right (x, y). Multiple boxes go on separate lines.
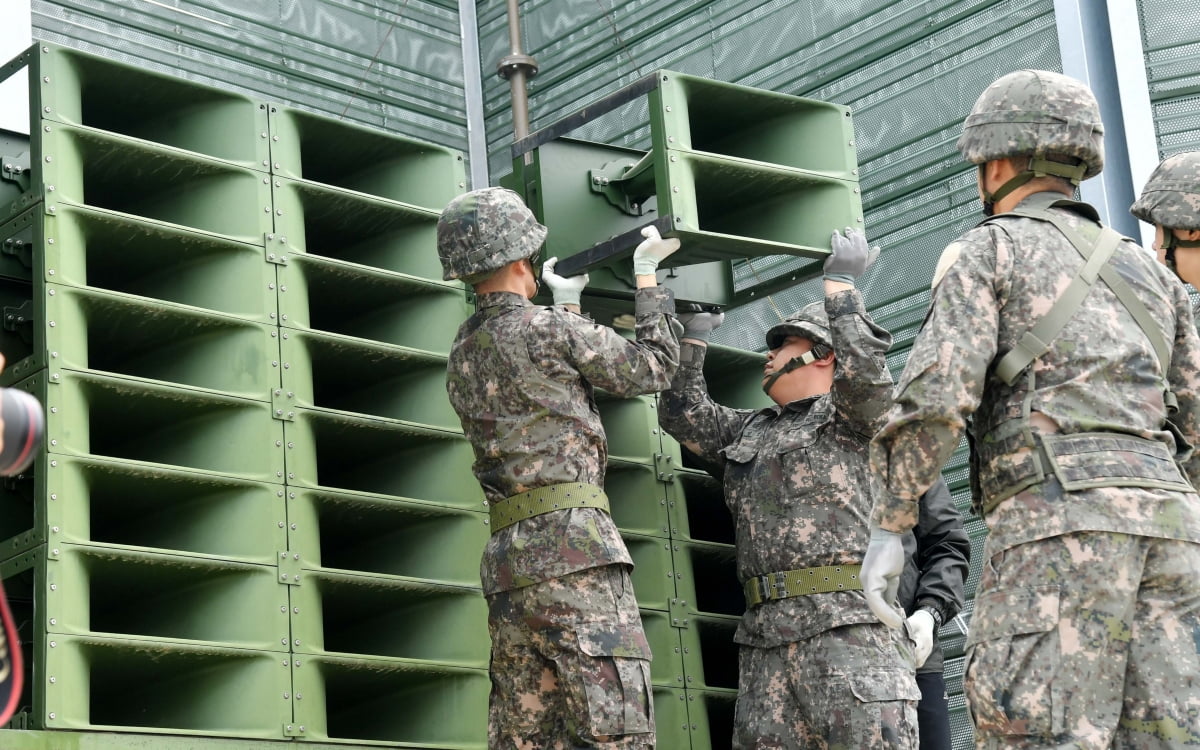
top-left (506, 70), bottom-right (863, 310)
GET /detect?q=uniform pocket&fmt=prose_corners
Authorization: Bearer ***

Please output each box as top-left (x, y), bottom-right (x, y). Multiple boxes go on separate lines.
top-left (847, 668), bottom-right (922, 704)
top-left (965, 585), bottom-right (1063, 738)
top-left (570, 624), bottom-right (654, 737)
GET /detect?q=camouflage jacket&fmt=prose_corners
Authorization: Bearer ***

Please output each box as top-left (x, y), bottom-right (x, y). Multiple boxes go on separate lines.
top-left (447, 288), bottom-right (680, 595)
top-left (659, 289), bottom-right (894, 647)
top-left (871, 192), bottom-right (1200, 554)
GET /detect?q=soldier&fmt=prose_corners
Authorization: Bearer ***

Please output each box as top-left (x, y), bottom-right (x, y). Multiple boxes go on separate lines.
top-left (659, 229), bottom-right (920, 749)
top-left (437, 187), bottom-right (682, 749)
top-left (1131, 151), bottom-right (1200, 289)
top-left (897, 478), bottom-right (969, 750)
top-left (862, 70), bottom-right (1200, 748)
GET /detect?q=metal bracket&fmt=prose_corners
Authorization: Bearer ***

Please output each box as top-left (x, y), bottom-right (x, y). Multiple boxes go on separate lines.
top-left (3, 300), bottom-right (34, 344)
top-left (0, 157), bottom-right (30, 192)
top-left (669, 597), bottom-right (691, 629)
top-left (654, 453), bottom-right (677, 484)
top-left (277, 550), bottom-right (301, 585)
top-left (271, 388), bottom-right (296, 421)
top-left (1, 237), bottom-right (33, 269)
top-left (588, 158), bottom-right (650, 216)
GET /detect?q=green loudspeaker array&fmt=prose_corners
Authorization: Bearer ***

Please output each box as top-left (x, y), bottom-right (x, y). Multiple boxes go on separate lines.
top-left (0, 39), bottom-right (487, 746)
top-left (506, 70), bottom-right (863, 317)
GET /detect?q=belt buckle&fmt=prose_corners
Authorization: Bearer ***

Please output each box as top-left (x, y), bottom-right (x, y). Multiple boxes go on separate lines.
top-left (754, 574), bottom-right (773, 602)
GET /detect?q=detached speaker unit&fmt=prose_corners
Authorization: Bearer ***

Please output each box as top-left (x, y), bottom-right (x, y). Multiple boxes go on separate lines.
top-left (505, 70), bottom-right (863, 309)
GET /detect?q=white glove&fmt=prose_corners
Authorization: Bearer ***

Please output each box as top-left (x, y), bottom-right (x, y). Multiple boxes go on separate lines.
top-left (905, 609), bottom-right (935, 668)
top-left (632, 225), bottom-right (680, 276)
top-left (542, 257), bottom-right (589, 307)
top-left (861, 526), bottom-right (907, 629)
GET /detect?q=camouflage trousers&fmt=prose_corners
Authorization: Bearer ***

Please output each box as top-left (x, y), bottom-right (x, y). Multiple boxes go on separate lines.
top-left (733, 622), bottom-right (920, 749)
top-left (486, 564), bottom-right (655, 749)
top-left (966, 531), bottom-right (1200, 749)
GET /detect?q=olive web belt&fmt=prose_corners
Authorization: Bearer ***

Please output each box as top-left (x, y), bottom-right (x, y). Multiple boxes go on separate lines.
top-left (488, 482), bottom-right (610, 533)
top-left (744, 565), bottom-right (863, 607)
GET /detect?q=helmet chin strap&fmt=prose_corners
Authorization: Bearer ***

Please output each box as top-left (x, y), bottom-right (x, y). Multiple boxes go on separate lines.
top-left (979, 158), bottom-right (1086, 217)
top-left (761, 350), bottom-right (820, 396)
top-left (1161, 230), bottom-right (1200, 279)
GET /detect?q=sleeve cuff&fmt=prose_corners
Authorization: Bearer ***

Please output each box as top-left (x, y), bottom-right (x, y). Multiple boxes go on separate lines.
top-left (824, 287), bottom-right (866, 318)
top-left (679, 341), bottom-right (707, 369)
top-left (634, 285), bottom-right (675, 316)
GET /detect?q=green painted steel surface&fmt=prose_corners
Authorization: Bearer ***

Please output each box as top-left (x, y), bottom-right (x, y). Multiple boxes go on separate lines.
top-left (32, 1), bottom-right (469, 154)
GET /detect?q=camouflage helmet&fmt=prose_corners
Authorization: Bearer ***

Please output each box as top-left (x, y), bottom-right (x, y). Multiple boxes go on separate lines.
top-left (765, 301), bottom-right (831, 351)
top-left (436, 187), bottom-right (547, 283)
top-left (957, 69), bottom-right (1104, 181)
top-left (1130, 151), bottom-right (1200, 231)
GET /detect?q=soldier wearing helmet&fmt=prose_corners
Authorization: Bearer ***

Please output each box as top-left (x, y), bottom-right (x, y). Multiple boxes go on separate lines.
top-left (439, 186), bottom-right (682, 749)
top-left (659, 228), bottom-right (922, 748)
top-left (1132, 151), bottom-right (1200, 287)
top-left (863, 70), bottom-right (1200, 747)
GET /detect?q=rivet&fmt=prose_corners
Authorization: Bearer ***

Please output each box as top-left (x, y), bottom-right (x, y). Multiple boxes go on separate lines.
top-left (45, 156), bottom-right (52, 163)
top-left (283, 693), bottom-right (290, 699)
top-left (289, 523), bottom-right (296, 530)
top-left (50, 493), bottom-right (57, 500)
top-left (49, 676), bottom-right (55, 684)
top-left (48, 713), bottom-right (56, 720)
top-left (278, 521), bottom-right (285, 527)
top-left (49, 618), bottom-right (56, 625)
top-left (51, 526), bottom-right (58, 533)
top-left (48, 289), bottom-right (55, 295)
top-left (49, 641), bottom-right (56, 648)
top-left (50, 584), bottom-right (56, 590)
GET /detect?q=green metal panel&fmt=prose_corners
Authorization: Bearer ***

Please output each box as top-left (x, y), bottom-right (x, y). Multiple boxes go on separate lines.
top-left (653, 687), bottom-right (697, 749)
top-left (605, 459), bottom-right (671, 537)
top-left (1137, 0), bottom-right (1200, 154)
top-left (28, 42), bottom-right (269, 169)
top-left (279, 328), bottom-right (458, 430)
top-left (33, 0), bottom-right (469, 154)
top-left (16, 370), bottom-right (286, 482)
top-left (283, 410), bottom-right (480, 507)
top-left (289, 655), bottom-right (489, 746)
top-left (36, 122), bottom-right (273, 244)
top-left (641, 608), bottom-right (685, 688)
top-left (289, 568), bottom-right (488, 666)
top-left (286, 488), bottom-right (488, 586)
top-left (0, 203), bottom-right (279, 324)
top-left (276, 256), bottom-right (471, 354)
top-left (268, 105), bottom-right (467, 207)
top-left (0, 454), bottom-right (287, 565)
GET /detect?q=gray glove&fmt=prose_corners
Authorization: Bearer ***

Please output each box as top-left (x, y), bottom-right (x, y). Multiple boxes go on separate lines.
top-left (677, 306), bottom-right (724, 343)
top-left (824, 227), bottom-right (881, 284)
top-left (861, 526), bottom-right (907, 629)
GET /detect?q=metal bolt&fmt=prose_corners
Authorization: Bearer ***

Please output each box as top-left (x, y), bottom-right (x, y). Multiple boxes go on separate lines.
top-left (45, 156), bottom-right (52, 163)
top-left (283, 693), bottom-right (289, 699)
top-left (49, 641), bottom-right (56, 648)
top-left (51, 526), bottom-right (58, 533)
top-left (50, 584), bottom-right (56, 590)
top-left (50, 494), bottom-right (57, 500)
top-left (48, 289), bottom-right (55, 295)
top-left (296, 694), bottom-right (302, 701)
top-left (849, 140), bottom-right (855, 147)
top-left (49, 618), bottom-right (56, 625)
top-left (289, 523), bottom-right (296, 530)
top-left (278, 521), bottom-right (284, 528)
top-left (48, 713), bottom-right (55, 720)
top-left (49, 677), bottom-right (55, 684)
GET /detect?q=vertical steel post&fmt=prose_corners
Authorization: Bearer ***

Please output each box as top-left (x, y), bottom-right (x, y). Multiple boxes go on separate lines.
top-left (458, 0), bottom-right (490, 189)
top-left (497, 0), bottom-right (539, 143)
top-left (1053, 0), bottom-right (1150, 240)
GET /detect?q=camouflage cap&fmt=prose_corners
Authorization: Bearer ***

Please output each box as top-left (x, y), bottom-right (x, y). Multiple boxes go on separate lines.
top-left (957, 69), bottom-right (1104, 179)
top-left (1130, 151), bottom-right (1200, 231)
top-left (436, 187), bottom-right (548, 283)
top-left (765, 301), bottom-right (831, 351)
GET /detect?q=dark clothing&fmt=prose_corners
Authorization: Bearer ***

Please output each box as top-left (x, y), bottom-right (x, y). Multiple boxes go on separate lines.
top-left (896, 477), bottom-right (969, 676)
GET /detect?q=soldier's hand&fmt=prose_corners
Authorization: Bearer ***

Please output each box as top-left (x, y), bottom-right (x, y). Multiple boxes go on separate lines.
top-left (632, 225), bottom-right (681, 276)
top-left (904, 609), bottom-right (935, 668)
top-left (542, 257), bottom-right (589, 307)
top-left (824, 227), bottom-right (881, 284)
top-left (861, 526), bottom-right (907, 629)
top-left (677, 304), bottom-right (724, 344)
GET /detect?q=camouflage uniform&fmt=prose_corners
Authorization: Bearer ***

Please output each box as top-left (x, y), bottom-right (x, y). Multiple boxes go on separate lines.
top-left (660, 290), bottom-right (919, 749)
top-left (449, 285), bottom-right (679, 748)
top-left (870, 193), bottom-right (1200, 746)
top-left (1131, 151), bottom-right (1200, 288)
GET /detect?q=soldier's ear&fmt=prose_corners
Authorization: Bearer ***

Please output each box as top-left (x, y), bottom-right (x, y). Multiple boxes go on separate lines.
top-left (1179, 228), bottom-right (1200, 242)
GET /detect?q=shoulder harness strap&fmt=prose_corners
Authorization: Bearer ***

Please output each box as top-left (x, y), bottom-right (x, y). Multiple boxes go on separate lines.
top-left (984, 193), bottom-right (1172, 392)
